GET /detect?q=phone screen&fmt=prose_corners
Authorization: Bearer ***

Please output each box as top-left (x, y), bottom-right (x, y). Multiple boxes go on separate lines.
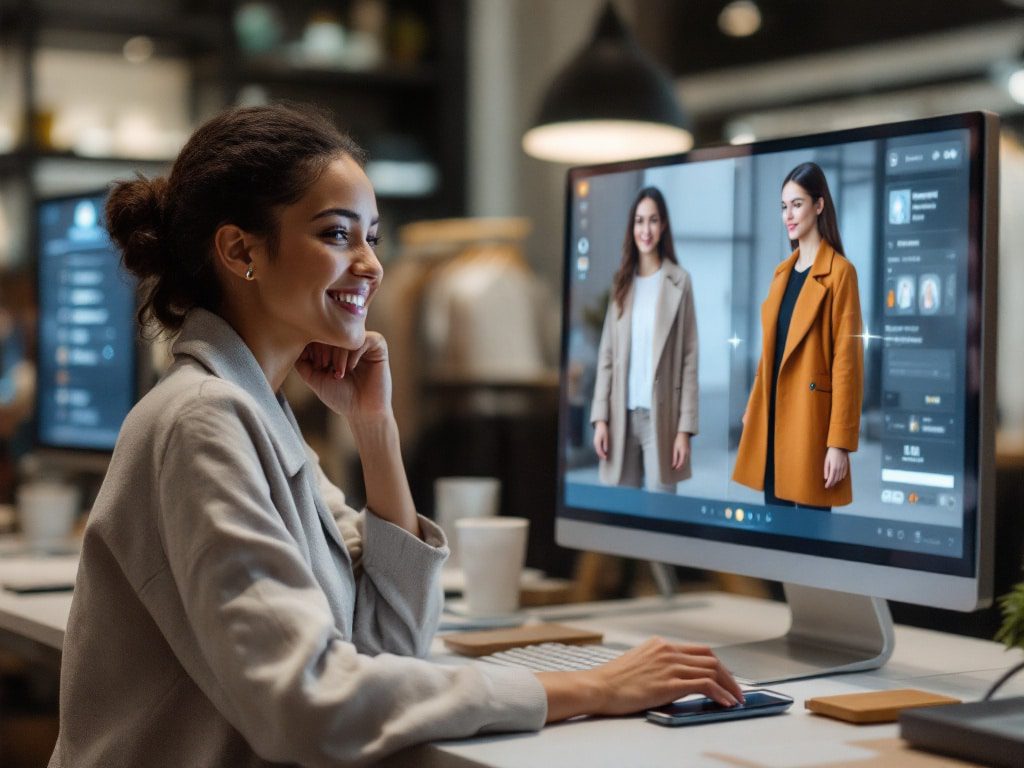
top-left (649, 690), bottom-right (791, 717)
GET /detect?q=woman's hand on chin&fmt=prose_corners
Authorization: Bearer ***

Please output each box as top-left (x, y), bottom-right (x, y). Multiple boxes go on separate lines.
top-left (295, 334), bottom-right (393, 423)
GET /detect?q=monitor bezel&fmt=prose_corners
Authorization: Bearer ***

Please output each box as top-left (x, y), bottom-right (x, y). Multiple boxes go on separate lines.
top-left (33, 188), bottom-right (142, 458)
top-left (556, 111), bottom-right (997, 611)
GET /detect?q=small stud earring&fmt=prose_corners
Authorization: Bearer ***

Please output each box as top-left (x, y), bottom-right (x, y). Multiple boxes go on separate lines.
top-left (245, 264), bottom-right (255, 281)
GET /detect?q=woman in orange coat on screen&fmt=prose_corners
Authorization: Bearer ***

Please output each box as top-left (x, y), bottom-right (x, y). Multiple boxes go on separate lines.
top-left (733, 162), bottom-right (863, 509)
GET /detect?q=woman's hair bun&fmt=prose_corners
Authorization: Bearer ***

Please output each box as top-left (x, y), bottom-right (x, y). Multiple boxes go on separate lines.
top-left (105, 175), bottom-right (170, 279)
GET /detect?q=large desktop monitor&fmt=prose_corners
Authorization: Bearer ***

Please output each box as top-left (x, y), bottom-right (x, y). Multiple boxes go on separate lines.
top-left (35, 190), bottom-right (139, 457)
top-left (558, 112), bottom-right (998, 683)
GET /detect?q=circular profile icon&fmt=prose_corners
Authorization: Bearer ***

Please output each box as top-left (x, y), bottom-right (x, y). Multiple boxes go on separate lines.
top-left (73, 200), bottom-right (97, 230)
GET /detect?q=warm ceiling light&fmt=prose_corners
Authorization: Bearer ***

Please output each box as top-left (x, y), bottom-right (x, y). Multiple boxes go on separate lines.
top-left (1009, 67), bottom-right (1024, 104)
top-left (123, 36), bottom-right (155, 64)
top-left (522, 3), bottom-right (692, 164)
top-left (524, 120), bottom-right (693, 165)
top-left (718, 1), bottom-right (762, 38)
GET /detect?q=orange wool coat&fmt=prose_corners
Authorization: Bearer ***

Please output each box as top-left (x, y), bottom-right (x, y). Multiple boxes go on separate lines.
top-left (732, 242), bottom-right (863, 507)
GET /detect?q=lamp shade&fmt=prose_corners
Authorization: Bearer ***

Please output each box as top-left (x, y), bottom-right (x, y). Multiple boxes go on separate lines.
top-left (522, 4), bottom-right (693, 164)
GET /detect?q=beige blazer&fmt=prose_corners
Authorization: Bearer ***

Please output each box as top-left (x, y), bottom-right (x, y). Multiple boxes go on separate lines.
top-left (49, 310), bottom-right (546, 768)
top-left (591, 260), bottom-right (699, 486)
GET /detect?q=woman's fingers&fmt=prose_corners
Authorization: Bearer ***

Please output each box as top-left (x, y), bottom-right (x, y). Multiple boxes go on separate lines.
top-left (669, 650), bottom-right (744, 702)
top-left (593, 423), bottom-right (609, 459)
top-left (823, 451), bottom-right (849, 488)
top-left (672, 441), bottom-right (688, 470)
top-left (679, 676), bottom-right (739, 707)
top-left (824, 448), bottom-right (849, 489)
top-left (589, 637), bottom-right (744, 715)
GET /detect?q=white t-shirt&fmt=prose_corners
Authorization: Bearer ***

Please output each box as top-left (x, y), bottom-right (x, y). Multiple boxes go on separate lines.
top-left (627, 268), bottom-right (663, 410)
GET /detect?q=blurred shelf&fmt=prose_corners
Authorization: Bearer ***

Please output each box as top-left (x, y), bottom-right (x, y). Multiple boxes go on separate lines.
top-left (0, 0), bottom-right (468, 252)
top-left (236, 59), bottom-right (439, 90)
top-left (424, 373), bottom-right (561, 391)
top-left (0, 150), bottom-right (175, 174)
top-left (0, 4), bottom-right (221, 48)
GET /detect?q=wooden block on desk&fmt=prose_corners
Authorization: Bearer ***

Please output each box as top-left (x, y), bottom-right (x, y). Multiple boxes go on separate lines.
top-left (806, 689), bottom-right (961, 724)
top-left (519, 578), bottom-right (574, 607)
top-left (443, 623), bottom-right (603, 657)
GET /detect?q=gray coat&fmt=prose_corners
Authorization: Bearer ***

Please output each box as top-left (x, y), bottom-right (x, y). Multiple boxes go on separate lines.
top-left (591, 260), bottom-right (700, 486)
top-left (49, 309), bottom-right (546, 768)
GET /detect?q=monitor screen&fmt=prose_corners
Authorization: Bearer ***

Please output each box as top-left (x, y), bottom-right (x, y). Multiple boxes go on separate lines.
top-left (36, 191), bottom-right (138, 453)
top-left (558, 112), bottom-right (997, 614)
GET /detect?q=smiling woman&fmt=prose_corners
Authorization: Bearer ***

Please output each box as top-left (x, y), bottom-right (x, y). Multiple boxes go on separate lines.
top-left (50, 104), bottom-right (741, 768)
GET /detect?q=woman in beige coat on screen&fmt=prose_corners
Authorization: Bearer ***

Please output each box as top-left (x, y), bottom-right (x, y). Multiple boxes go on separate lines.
top-left (591, 186), bottom-right (699, 493)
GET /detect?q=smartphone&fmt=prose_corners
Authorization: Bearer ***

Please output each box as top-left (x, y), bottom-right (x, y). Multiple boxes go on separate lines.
top-left (645, 689), bottom-right (794, 727)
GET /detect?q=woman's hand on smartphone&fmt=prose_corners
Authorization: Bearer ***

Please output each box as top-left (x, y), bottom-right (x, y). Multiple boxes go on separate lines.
top-left (295, 334), bottom-right (392, 425)
top-left (537, 638), bottom-right (743, 722)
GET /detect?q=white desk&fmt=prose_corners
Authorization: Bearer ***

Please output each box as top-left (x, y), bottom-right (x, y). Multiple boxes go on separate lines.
top-left (1, 552), bottom-right (1021, 767)
top-left (414, 594), bottom-right (1024, 768)
top-left (0, 546), bottom-right (76, 663)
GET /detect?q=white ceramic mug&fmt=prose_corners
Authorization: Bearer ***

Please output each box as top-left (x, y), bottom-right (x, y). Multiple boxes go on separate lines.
top-left (17, 481), bottom-right (80, 551)
top-left (456, 516), bottom-right (529, 617)
top-left (434, 476), bottom-right (500, 567)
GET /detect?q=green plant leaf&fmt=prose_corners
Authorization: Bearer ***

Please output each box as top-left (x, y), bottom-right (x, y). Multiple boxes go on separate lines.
top-left (995, 582), bottom-right (1024, 651)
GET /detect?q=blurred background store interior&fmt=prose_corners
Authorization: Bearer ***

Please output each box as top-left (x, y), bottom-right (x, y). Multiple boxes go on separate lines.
top-left (2, 1), bottom-right (1024, 763)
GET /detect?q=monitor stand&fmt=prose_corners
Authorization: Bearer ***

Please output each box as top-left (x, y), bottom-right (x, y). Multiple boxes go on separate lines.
top-left (649, 561), bottom-right (679, 598)
top-left (713, 583), bottom-right (895, 685)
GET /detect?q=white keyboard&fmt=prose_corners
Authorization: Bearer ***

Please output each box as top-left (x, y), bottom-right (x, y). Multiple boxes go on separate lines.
top-left (476, 642), bottom-right (624, 672)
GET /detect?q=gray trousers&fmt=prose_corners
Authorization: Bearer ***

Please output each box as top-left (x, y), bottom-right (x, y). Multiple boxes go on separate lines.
top-left (619, 408), bottom-right (676, 494)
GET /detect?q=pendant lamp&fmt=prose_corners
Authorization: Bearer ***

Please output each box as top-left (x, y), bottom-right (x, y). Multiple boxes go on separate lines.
top-left (522, 3), bottom-right (693, 164)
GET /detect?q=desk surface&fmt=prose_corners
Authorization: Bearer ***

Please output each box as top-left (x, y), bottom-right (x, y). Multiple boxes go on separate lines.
top-left (421, 594), bottom-right (1024, 768)
top-left (2, 550), bottom-right (1022, 768)
top-left (0, 548), bottom-right (76, 652)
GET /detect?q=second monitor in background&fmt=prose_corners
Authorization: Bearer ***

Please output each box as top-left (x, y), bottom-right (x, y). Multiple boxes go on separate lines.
top-left (35, 190), bottom-right (140, 466)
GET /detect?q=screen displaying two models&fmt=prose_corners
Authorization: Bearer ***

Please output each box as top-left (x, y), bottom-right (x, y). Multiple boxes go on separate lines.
top-left (563, 128), bottom-right (973, 570)
top-left (37, 193), bottom-right (136, 451)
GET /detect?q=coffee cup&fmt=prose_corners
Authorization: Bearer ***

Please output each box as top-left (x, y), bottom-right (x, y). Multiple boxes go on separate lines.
top-left (456, 516), bottom-right (529, 617)
top-left (17, 481), bottom-right (80, 552)
top-left (434, 476), bottom-right (500, 566)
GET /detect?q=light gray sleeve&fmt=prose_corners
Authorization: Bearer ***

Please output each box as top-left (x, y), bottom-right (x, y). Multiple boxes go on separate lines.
top-left (154, 395), bottom-right (547, 767)
top-left (313, 460), bottom-right (449, 658)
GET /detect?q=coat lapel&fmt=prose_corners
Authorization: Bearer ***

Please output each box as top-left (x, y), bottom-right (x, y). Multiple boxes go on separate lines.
top-left (760, 250), bottom-right (800, 373)
top-left (652, 262), bottom-right (683, 370)
top-left (172, 309), bottom-right (308, 476)
top-left (279, 400), bottom-right (350, 557)
top-left (780, 241), bottom-right (834, 372)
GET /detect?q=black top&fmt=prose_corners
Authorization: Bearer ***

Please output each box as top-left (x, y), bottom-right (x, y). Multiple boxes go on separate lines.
top-left (772, 265), bottom-right (811, 389)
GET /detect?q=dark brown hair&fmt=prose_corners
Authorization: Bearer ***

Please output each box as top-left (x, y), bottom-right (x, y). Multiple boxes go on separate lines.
top-left (782, 162), bottom-right (846, 258)
top-left (105, 103), bottom-right (365, 333)
top-left (611, 186), bottom-right (678, 317)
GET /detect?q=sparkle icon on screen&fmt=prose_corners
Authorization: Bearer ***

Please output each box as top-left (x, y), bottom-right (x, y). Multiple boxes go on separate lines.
top-left (854, 326), bottom-right (883, 351)
top-left (727, 334), bottom-right (742, 349)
